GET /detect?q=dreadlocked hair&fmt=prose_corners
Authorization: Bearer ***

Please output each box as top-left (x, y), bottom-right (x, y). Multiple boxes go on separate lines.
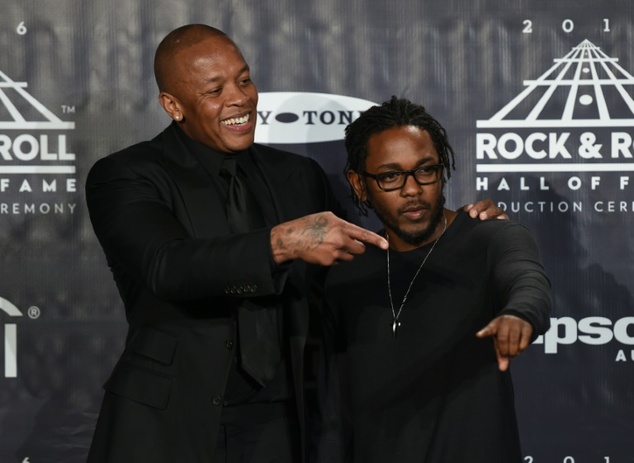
top-left (344, 96), bottom-right (456, 216)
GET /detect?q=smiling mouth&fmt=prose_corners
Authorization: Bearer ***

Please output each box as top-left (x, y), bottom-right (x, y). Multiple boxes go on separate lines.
top-left (221, 114), bottom-right (250, 127)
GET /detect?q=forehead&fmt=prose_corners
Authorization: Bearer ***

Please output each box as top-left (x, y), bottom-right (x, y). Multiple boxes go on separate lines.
top-left (366, 125), bottom-right (438, 165)
top-left (176, 35), bottom-right (247, 77)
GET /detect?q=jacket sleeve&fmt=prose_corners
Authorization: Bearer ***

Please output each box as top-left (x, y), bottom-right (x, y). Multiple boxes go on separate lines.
top-left (489, 221), bottom-right (552, 338)
top-left (85, 151), bottom-right (286, 303)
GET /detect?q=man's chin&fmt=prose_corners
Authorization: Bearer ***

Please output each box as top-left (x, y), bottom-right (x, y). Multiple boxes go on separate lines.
top-left (392, 226), bottom-right (434, 247)
top-left (394, 211), bottom-right (444, 245)
top-left (223, 138), bottom-right (255, 153)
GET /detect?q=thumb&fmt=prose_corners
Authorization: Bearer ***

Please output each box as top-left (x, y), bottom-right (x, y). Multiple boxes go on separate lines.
top-left (476, 320), bottom-right (498, 338)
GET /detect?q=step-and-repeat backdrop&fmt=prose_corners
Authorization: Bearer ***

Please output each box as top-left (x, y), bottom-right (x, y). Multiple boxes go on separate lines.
top-left (1, 1), bottom-right (632, 462)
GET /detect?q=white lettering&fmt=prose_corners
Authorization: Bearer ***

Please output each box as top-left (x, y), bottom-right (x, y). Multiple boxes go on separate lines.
top-left (614, 317), bottom-right (634, 344)
top-left (549, 132), bottom-right (572, 159)
top-left (497, 133), bottom-right (523, 160)
top-left (568, 176), bottom-right (582, 190)
top-left (476, 133), bottom-right (497, 159)
top-left (578, 317), bottom-right (613, 345)
top-left (19, 179), bottom-right (32, 192)
top-left (525, 132), bottom-right (548, 159)
top-left (535, 316), bottom-right (634, 354)
top-left (611, 132), bottom-right (634, 158)
top-left (476, 177), bottom-right (488, 191)
top-left (0, 135), bottom-right (75, 161)
top-left (4, 324), bottom-right (17, 378)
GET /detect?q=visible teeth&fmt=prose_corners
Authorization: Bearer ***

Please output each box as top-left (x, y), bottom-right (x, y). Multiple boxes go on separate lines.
top-left (222, 114), bottom-right (250, 126)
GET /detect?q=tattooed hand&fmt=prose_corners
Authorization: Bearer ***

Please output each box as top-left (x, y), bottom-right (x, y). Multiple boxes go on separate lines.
top-left (270, 211), bottom-right (388, 265)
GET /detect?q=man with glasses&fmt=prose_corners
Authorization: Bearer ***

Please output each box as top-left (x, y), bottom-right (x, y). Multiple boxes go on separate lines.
top-left (86, 25), bottom-right (505, 463)
top-left (313, 97), bottom-right (551, 463)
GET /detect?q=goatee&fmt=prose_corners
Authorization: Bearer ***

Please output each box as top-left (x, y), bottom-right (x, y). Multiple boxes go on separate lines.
top-left (372, 195), bottom-right (446, 247)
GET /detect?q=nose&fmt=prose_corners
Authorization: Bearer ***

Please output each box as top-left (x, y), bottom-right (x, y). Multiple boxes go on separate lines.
top-left (400, 172), bottom-right (423, 196)
top-left (226, 83), bottom-right (250, 106)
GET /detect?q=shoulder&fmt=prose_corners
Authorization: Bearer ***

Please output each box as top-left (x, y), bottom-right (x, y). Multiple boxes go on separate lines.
top-left (460, 214), bottom-right (542, 261)
top-left (87, 126), bottom-right (183, 183)
top-left (447, 211), bottom-right (537, 253)
top-left (87, 139), bottom-right (163, 182)
top-left (86, 128), bottom-right (194, 200)
top-left (456, 210), bottom-right (529, 238)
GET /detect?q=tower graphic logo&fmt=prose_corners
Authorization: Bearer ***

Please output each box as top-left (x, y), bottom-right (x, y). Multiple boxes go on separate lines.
top-left (0, 70), bottom-right (74, 131)
top-left (476, 40), bottom-right (634, 175)
top-left (477, 39), bottom-right (634, 129)
top-left (0, 69), bottom-right (75, 176)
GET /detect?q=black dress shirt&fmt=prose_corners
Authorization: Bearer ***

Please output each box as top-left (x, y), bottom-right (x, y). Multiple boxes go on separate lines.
top-left (174, 126), bottom-right (292, 405)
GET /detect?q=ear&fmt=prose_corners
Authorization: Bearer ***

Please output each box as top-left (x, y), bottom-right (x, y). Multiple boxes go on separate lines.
top-left (158, 92), bottom-right (184, 122)
top-left (346, 170), bottom-right (367, 202)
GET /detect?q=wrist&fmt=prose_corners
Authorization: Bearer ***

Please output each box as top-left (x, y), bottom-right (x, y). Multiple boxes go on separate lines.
top-left (270, 223), bottom-right (296, 264)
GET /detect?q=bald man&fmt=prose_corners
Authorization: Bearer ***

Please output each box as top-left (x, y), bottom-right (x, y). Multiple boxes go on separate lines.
top-left (85, 24), bottom-right (503, 463)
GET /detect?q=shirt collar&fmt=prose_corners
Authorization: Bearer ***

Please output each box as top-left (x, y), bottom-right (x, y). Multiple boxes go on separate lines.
top-left (173, 124), bottom-right (252, 177)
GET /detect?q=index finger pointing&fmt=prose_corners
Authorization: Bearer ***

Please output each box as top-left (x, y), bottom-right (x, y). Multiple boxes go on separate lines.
top-left (347, 225), bottom-right (388, 250)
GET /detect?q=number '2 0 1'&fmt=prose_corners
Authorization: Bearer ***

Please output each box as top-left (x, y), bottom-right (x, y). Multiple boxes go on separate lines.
top-left (523, 19), bottom-right (611, 33)
top-left (524, 457), bottom-right (611, 462)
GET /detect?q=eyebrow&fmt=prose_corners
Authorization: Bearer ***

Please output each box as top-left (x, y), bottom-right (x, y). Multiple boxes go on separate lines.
top-left (202, 64), bottom-right (251, 85)
top-left (376, 156), bottom-right (437, 170)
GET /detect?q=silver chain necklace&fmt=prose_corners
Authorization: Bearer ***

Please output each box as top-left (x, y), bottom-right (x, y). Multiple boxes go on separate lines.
top-left (387, 212), bottom-right (447, 338)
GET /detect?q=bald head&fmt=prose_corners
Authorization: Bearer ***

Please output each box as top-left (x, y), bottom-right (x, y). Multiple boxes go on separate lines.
top-left (154, 24), bottom-right (229, 93)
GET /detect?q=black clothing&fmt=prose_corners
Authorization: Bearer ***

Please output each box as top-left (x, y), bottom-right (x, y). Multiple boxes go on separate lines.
top-left (314, 211), bottom-right (551, 463)
top-left (86, 123), bottom-right (342, 462)
top-left (177, 126), bottom-right (290, 404)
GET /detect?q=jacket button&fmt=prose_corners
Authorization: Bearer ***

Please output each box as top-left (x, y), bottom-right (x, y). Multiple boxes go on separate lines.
top-left (212, 395), bottom-right (222, 406)
top-left (225, 340), bottom-right (234, 350)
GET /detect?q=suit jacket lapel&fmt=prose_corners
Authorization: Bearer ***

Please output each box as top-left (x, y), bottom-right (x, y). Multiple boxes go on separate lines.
top-left (249, 144), bottom-right (297, 224)
top-left (154, 127), bottom-right (304, 237)
top-left (157, 124), bottom-right (230, 238)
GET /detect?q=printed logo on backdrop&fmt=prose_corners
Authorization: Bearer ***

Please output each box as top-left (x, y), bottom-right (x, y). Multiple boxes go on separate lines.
top-left (1, 297), bottom-right (21, 378)
top-left (0, 69), bottom-right (77, 215)
top-left (0, 296), bottom-right (40, 379)
top-left (254, 92), bottom-right (378, 144)
top-left (476, 40), bottom-right (634, 362)
top-left (476, 39), bottom-right (634, 215)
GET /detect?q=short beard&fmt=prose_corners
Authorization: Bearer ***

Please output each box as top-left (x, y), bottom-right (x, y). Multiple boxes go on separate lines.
top-left (371, 193), bottom-right (446, 247)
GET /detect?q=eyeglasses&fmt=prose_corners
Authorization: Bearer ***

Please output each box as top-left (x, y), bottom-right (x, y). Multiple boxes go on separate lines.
top-left (363, 164), bottom-right (444, 191)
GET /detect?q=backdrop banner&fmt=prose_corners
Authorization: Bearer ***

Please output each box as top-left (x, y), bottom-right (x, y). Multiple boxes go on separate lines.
top-left (1, 1), bottom-right (632, 462)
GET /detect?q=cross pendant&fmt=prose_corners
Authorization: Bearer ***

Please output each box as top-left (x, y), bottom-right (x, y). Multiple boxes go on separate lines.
top-left (392, 320), bottom-right (401, 338)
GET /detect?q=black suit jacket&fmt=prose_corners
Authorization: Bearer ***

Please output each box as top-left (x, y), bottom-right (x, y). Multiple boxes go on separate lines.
top-left (85, 123), bottom-right (341, 462)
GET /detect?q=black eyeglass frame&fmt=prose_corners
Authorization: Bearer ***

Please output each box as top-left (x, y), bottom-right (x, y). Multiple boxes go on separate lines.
top-left (363, 164), bottom-right (444, 192)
